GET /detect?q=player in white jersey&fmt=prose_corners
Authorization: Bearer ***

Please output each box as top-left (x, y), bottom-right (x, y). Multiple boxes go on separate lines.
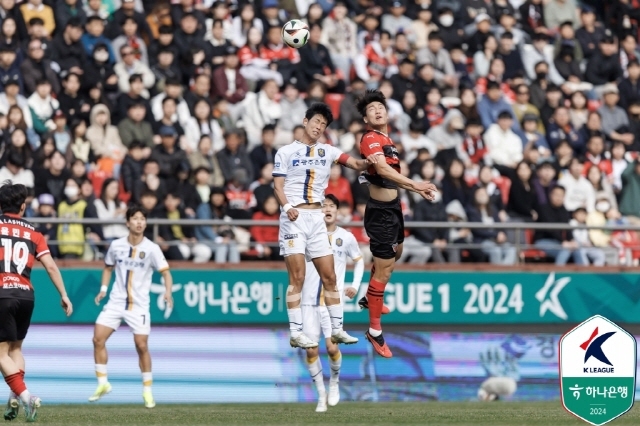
top-left (89, 206), bottom-right (174, 408)
top-left (300, 195), bottom-right (364, 412)
top-left (273, 103), bottom-right (376, 349)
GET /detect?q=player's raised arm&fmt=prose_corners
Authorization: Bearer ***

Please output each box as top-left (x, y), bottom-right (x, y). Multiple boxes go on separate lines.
top-left (39, 254), bottom-right (73, 316)
top-left (372, 160), bottom-right (437, 198)
top-left (339, 153), bottom-right (378, 171)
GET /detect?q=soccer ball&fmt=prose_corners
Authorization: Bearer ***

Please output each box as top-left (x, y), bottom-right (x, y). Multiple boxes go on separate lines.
top-left (281, 20), bottom-right (309, 49)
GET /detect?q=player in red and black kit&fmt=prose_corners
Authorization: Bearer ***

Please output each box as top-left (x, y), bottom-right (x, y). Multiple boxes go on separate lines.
top-left (0, 182), bottom-right (73, 422)
top-left (356, 91), bottom-right (437, 358)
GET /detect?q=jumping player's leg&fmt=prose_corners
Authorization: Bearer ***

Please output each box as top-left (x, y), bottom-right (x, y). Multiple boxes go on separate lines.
top-left (133, 334), bottom-right (155, 408)
top-left (285, 254), bottom-right (317, 348)
top-left (312, 255), bottom-right (357, 344)
top-left (89, 323), bottom-right (115, 402)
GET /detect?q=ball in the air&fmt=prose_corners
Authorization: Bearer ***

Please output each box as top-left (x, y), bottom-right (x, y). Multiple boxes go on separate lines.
top-left (281, 20), bottom-right (309, 48)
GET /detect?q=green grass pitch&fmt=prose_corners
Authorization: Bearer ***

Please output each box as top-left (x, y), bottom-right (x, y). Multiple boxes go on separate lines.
top-left (12, 402), bottom-right (640, 425)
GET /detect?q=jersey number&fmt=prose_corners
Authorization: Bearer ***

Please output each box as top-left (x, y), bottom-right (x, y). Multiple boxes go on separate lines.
top-left (1, 238), bottom-right (29, 275)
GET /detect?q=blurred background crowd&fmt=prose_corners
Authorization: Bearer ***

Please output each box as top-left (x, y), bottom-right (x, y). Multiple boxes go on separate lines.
top-left (2, 0), bottom-right (640, 266)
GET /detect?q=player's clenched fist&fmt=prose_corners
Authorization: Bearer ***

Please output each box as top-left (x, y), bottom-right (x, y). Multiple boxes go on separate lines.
top-left (95, 291), bottom-right (107, 306)
top-left (61, 296), bottom-right (73, 316)
top-left (287, 208), bottom-right (299, 222)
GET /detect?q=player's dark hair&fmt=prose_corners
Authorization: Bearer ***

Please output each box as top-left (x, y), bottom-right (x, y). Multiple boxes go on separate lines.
top-left (126, 205), bottom-right (148, 220)
top-left (0, 181), bottom-right (28, 214)
top-left (324, 193), bottom-right (339, 207)
top-left (305, 103), bottom-right (334, 126)
top-left (355, 89), bottom-right (387, 118)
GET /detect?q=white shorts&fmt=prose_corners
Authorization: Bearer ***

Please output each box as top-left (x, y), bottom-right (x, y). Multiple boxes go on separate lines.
top-left (96, 303), bottom-right (151, 335)
top-left (279, 209), bottom-right (332, 260)
top-left (301, 304), bottom-right (332, 343)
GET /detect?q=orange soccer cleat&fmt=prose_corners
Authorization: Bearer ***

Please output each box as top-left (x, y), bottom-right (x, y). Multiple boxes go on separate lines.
top-left (365, 330), bottom-right (393, 358)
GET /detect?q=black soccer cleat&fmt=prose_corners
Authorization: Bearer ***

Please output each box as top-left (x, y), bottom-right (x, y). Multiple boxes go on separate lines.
top-left (358, 296), bottom-right (390, 314)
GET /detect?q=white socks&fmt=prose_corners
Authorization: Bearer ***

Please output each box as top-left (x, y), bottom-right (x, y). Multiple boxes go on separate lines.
top-left (326, 304), bottom-right (344, 332)
top-left (18, 390), bottom-right (31, 405)
top-left (142, 372), bottom-right (153, 393)
top-left (329, 353), bottom-right (341, 383)
top-left (95, 364), bottom-right (108, 385)
top-left (287, 308), bottom-right (303, 338)
top-left (306, 356), bottom-right (325, 394)
top-left (369, 328), bottom-right (382, 337)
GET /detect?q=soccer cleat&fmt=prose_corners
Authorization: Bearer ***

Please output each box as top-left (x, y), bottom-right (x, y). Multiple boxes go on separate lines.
top-left (88, 382), bottom-right (112, 402)
top-left (143, 391), bottom-right (156, 408)
top-left (328, 382), bottom-right (340, 406)
top-left (358, 296), bottom-right (390, 314)
top-left (315, 392), bottom-right (327, 413)
top-left (3, 394), bottom-right (19, 421)
top-left (365, 330), bottom-right (393, 358)
top-left (289, 333), bottom-right (319, 349)
top-left (23, 396), bottom-right (41, 423)
top-left (331, 329), bottom-right (358, 344)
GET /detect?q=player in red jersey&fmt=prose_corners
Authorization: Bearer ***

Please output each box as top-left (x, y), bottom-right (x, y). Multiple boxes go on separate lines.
top-left (0, 182), bottom-right (73, 422)
top-left (356, 90), bottom-right (437, 358)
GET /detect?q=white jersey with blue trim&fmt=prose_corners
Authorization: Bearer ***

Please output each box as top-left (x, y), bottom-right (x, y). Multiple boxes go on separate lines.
top-left (301, 226), bottom-right (363, 306)
top-left (272, 141), bottom-right (344, 207)
top-left (104, 237), bottom-right (169, 311)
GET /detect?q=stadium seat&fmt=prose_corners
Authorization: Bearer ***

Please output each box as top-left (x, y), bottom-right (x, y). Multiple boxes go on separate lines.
top-left (119, 178), bottom-right (131, 204)
top-left (521, 229), bottom-right (548, 261)
top-left (494, 176), bottom-right (511, 206)
top-left (325, 93), bottom-right (345, 121)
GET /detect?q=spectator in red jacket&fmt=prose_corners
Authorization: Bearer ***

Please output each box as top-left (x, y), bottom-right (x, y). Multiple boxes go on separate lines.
top-left (250, 194), bottom-right (281, 260)
top-left (211, 45), bottom-right (248, 114)
top-left (325, 162), bottom-right (353, 208)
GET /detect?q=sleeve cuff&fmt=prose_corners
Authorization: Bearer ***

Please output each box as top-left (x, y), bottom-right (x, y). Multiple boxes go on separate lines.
top-left (36, 250), bottom-right (50, 259)
top-left (272, 173), bottom-right (287, 177)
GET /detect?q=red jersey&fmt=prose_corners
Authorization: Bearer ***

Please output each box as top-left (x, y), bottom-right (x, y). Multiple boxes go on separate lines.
top-left (259, 43), bottom-right (300, 64)
top-left (0, 214), bottom-right (50, 300)
top-left (359, 130), bottom-right (401, 189)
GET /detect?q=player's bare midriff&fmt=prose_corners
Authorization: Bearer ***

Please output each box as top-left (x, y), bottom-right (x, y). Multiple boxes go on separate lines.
top-left (295, 202), bottom-right (322, 209)
top-left (369, 185), bottom-right (399, 203)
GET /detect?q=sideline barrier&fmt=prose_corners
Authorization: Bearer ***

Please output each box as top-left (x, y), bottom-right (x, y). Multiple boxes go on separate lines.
top-left (30, 268), bottom-right (640, 325)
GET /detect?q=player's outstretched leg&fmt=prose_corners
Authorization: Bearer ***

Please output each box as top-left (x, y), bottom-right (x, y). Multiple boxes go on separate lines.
top-left (326, 341), bottom-right (341, 406)
top-left (358, 265), bottom-right (390, 314)
top-left (90, 325), bottom-right (113, 402)
top-left (134, 335), bottom-right (155, 408)
top-left (286, 256), bottom-right (318, 349)
top-left (364, 257), bottom-right (396, 358)
top-left (305, 347), bottom-right (327, 412)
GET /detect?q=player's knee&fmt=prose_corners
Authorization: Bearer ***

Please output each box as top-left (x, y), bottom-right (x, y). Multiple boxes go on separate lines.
top-left (135, 341), bottom-right (149, 354)
top-left (327, 344), bottom-right (340, 357)
top-left (320, 271), bottom-right (337, 288)
top-left (92, 335), bottom-right (106, 348)
top-left (289, 271), bottom-right (305, 287)
top-left (305, 347), bottom-right (319, 359)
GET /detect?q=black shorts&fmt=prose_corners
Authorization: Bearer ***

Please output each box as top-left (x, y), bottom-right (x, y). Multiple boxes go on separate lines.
top-left (364, 197), bottom-right (405, 259)
top-left (0, 298), bottom-right (34, 343)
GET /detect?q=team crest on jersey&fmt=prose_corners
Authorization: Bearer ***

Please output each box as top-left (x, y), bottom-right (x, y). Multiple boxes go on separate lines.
top-left (318, 148), bottom-right (326, 157)
top-left (139, 251), bottom-right (145, 259)
top-left (288, 240), bottom-right (295, 248)
top-left (336, 238), bottom-right (343, 247)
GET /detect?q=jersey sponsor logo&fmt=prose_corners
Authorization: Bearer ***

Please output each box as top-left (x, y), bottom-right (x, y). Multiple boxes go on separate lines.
top-left (301, 159), bottom-right (308, 165)
top-left (321, 160), bottom-right (326, 166)
top-left (139, 251), bottom-right (146, 259)
top-left (318, 148), bottom-right (326, 157)
top-left (293, 159), bottom-right (300, 166)
top-left (369, 143), bottom-right (381, 149)
top-left (284, 234), bottom-right (298, 240)
top-left (336, 238), bottom-right (343, 247)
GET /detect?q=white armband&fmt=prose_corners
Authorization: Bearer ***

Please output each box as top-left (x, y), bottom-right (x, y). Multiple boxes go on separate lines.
top-left (100, 285), bottom-right (108, 293)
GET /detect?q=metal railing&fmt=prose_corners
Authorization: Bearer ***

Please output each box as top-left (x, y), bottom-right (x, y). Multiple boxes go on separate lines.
top-left (30, 217), bottom-right (640, 263)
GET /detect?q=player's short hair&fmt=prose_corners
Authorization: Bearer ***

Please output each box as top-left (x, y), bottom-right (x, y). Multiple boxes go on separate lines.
top-left (126, 205), bottom-right (148, 220)
top-left (0, 181), bottom-right (28, 214)
top-left (324, 194), bottom-right (339, 207)
top-left (355, 89), bottom-right (387, 118)
top-left (305, 103), bottom-right (334, 126)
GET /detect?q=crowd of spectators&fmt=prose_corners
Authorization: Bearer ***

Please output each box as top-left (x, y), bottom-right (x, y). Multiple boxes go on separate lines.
top-left (2, 0), bottom-right (640, 265)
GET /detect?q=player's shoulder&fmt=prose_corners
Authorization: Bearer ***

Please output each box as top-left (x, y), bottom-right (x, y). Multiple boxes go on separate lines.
top-left (140, 237), bottom-right (162, 252)
top-left (361, 130), bottom-right (390, 146)
top-left (335, 226), bottom-right (357, 241)
top-left (108, 237), bottom-right (129, 249)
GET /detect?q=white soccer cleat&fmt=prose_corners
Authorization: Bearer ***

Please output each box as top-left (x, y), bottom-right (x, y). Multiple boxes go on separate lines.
top-left (143, 391), bottom-right (156, 408)
top-left (315, 392), bottom-right (328, 413)
top-left (328, 382), bottom-right (340, 406)
top-left (289, 333), bottom-right (319, 349)
top-left (331, 329), bottom-right (358, 344)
